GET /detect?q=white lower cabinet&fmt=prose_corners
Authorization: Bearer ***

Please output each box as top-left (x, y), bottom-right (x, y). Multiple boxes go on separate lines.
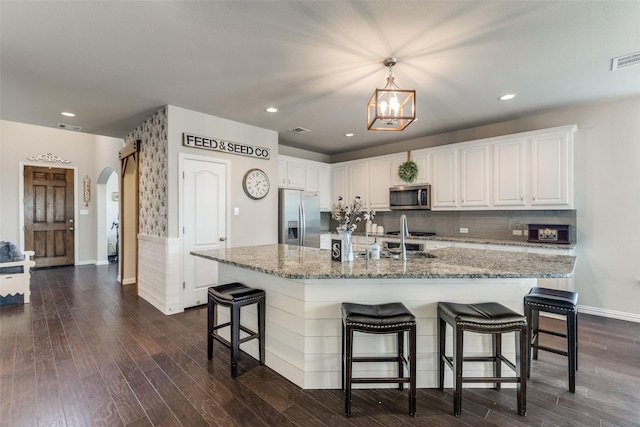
top-left (320, 233), bottom-right (332, 250)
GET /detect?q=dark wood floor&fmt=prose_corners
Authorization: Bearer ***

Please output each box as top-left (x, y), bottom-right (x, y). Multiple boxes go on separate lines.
top-left (1, 265), bottom-right (639, 426)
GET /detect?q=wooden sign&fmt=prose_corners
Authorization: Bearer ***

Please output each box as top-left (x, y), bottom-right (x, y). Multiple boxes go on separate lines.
top-left (183, 133), bottom-right (270, 159)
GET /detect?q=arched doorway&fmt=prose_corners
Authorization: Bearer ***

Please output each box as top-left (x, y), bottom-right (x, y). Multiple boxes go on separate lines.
top-left (96, 167), bottom-right (119, 266)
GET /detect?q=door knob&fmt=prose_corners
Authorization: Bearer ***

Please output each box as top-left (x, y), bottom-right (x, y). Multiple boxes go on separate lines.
top-left (219, 237), bottom-right (227, 242)
top-left (69, 227), bottom-right (74, 231)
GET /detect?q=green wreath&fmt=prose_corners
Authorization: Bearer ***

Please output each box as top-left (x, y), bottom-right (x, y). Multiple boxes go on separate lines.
top-left (398, 160), bottom-right (418, 183)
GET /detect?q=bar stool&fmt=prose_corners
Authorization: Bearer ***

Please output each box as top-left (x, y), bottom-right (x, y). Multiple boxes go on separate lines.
top-left (438, 302), bottom-right (527, 417)
top-left (207, 282), bottom-right (266, 378)
top-left (341, 302), bottom-right (416, 417)
top-left (523, 287), bottom-right (578, 392)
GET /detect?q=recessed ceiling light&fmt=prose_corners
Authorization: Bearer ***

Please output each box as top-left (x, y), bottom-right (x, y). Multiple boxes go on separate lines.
top-left (265, 107), bottom-right (278, 113)
top-left (498, 94), bottom-right (517, 101)
top-left (61, 111), bottom-right (76, 117)
top-left (344, 133), bottom-right (354, 137)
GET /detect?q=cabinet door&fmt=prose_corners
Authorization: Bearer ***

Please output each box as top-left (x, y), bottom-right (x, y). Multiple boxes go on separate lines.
top-left (348, 162), bottom-right (368, 202)
top-left (530, 133), bottom-right (572, 207)
top-left (460, 144), bottom-right (489, 208)
top-left (431, 148), bottom-right (458, 209)
top-left (391, 151), bottom-right (430, 185)
top-left (318, 166), bottom-right (331, 211)
top-left (493, 138), bottom-right (526, 207)
top-left (305, 164), bottom-right (319, 192)
top-left (368, 158), bottom-right (392, 209)
top-left (287, 161), bottom-right (306, 189)
top-left (277, 159), bottom-right (287, 187)
top-left (332, 165), bottom-right (347, 205)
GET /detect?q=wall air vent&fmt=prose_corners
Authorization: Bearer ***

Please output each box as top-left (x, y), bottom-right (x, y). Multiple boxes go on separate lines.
top-left (611, 51), bottom-right (640, 71)
top-left (58, 123), bottom-right (82, 132)
top-left (288, 127), bottom-right (311, 134)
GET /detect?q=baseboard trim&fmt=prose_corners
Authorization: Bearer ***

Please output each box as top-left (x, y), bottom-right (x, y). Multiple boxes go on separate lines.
top-left (75, 260), bottom-right (96, 266)
top-left (121, 277), bottom-right (136, 285)
top-left (95, 260), bottom-right (109, 266)
top-left (579, 305), bottom-right (640, 323)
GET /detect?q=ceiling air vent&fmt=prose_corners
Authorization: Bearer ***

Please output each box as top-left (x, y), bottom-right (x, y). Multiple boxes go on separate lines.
top-left (288, 127), bottom-right (311, 134)
top-left (611, 51), bottom-right (640, 71)
top-left (58, 123), bottom-right (82, 132)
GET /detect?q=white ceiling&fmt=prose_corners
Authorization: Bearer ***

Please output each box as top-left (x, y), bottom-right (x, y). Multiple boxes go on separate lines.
top-left (2, 1), bottom-right (640, 155)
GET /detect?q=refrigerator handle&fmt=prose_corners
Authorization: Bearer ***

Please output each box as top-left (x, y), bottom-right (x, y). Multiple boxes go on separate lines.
top-left (299, 200), bottom-right (306, 246)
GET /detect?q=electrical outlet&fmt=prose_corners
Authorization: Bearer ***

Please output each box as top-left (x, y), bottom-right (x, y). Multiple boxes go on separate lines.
top-left (460, 227), bottom-right (468, 234)
top-left (512, 230), bottom-right (523, 236)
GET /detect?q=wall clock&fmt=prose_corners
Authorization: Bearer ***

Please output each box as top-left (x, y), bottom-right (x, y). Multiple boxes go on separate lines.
top-left (242, 168), bottom-right (270, 200)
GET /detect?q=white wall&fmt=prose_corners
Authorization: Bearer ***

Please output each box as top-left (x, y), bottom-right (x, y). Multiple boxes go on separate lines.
top-left (333, 95), bottom-right (640, 321)
top-left (0, 120), bottom-right (122, 264)
top-left (167, 105), bottom-right (279, 247)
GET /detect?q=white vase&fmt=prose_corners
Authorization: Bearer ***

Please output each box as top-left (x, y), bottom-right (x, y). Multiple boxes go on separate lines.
top-left (339, 230), bottom-right (354, 262)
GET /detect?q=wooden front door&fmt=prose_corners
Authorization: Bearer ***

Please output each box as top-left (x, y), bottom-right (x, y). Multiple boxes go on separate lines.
top-left (24, 166), bottom-right (75, 268)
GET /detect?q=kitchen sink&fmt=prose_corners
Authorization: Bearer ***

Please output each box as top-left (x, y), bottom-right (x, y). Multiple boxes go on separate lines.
top-left (353, 250), bottom-right (437, 259)
top-left (385, 250), bottom-right (436, 259)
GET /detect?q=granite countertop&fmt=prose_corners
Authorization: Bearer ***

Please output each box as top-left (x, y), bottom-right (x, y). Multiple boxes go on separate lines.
top-left (349, 232), bottom-right (576, 250)
top-left (191, 244), bottom-right (576, 280)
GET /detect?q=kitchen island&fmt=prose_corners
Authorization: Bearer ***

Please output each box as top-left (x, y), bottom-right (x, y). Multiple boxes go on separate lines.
top-left (192, 244), bottom-right (576, 389)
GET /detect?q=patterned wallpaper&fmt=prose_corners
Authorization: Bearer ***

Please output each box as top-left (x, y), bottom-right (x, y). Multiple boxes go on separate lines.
top-left (124, 106), bottom-right (168, 237)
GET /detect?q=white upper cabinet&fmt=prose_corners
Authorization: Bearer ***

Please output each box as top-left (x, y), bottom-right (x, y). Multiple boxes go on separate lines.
top-left (278, 156), bottom-right (306, 189)
top-left (318, 165), bottom-right (331, 211)
top-left (305, 164), bottom-right (320, 192)
top-left (492, 126), bottom-right (575, 209)
top-left (459, 143), bottom-right (490, 208)
top-left (286, 161), bottom-right (306, 189)
top-left (279, 155), bottom-right (332, 210)
top-left (348, 161), bottom-right (368, 202)
top-left (493, 138), bottom-right (527, 207)
top-left (431, 147), bottom-right (458, 209)
top-left (277, 158), bottom-right (288, 187)
top-left (391, 150), bottom-right (430, 186)
top-left (530, 131), bottom-right (572, 207)
top-left (325, 124), bottom-right (575, 213)
top-left (368, 158), bottom-right (392, 209)
top-left (331, 164), bottom-right (347, 206)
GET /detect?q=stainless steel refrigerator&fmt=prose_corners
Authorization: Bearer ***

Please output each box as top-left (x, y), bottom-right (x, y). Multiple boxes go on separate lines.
top-left (278, 189), bottom-right (321, 248)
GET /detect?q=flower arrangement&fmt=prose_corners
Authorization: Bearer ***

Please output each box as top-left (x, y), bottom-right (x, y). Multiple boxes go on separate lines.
top-left (331, 195), bottom-right (375, 232)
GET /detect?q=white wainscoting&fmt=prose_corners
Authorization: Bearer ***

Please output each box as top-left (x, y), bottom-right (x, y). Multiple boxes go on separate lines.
top-left (138, 234), bottom-right (181, 315)
top-left (217, 262), bottom-right (535, 390)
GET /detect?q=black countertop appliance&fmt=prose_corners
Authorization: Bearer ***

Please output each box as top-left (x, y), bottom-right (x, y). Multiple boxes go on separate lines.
top-left (527, 224), bottom-right (571, 244)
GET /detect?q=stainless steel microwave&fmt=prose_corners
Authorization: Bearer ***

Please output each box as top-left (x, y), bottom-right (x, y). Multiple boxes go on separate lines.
top-left (389, 184), bottom-right (431, 210)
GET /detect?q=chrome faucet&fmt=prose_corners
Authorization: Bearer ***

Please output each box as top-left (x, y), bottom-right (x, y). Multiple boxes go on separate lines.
top-left (400, 214), bottom-right (409, 261)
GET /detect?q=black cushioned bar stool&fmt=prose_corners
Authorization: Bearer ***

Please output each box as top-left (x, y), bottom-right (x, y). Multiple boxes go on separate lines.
top-left (342, 302), bottom-right (416, 417)
top-left (524, 287), bottom-right (578, 392)
top-left (438, 302), bottom-right (527, 417)
top-left (207, 282), bottom-right (266, 378)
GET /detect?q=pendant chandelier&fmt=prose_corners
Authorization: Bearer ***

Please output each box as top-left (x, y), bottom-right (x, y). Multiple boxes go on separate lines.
top-left (367, 57), bottom-right (416, 131)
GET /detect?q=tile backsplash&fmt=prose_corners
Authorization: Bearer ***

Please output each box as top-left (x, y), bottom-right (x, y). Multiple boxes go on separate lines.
top-left (325, 210), bottom-right (577, 243)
